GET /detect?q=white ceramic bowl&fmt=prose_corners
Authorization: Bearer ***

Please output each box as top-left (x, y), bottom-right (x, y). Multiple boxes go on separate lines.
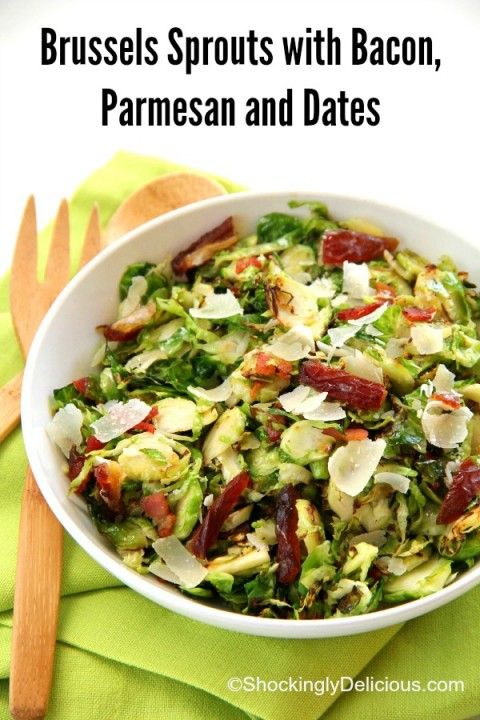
top-left (22, 191), bottom-right (480, 638)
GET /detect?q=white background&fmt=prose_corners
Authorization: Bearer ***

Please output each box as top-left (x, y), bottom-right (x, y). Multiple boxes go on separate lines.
top-left (0, 0), bottom-right (479, 275)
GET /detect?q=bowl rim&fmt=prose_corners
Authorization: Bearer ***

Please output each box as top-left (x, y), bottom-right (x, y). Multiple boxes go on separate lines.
top-left (21, 190), bottom-right (480, 638)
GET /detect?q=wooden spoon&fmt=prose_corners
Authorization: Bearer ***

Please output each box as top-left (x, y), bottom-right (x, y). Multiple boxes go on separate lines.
top-left (103, 172), bottom-right (227, 245)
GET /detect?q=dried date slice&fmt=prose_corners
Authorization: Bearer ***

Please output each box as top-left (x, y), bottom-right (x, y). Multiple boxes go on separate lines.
top-left (276, 484), bottom-right (301, 585)
top-left (437, 459), bottom-right (480, 524)
top-left (94, 460), bottom-right (125, 514)
top-left (322, 229), bottom-right (399, 265)
top-left (172, 217), bottom-right (237, 275)
top-left (300, 360), bottom-right (387, 411)
top-left (192, 471), bottom-right (252, 559)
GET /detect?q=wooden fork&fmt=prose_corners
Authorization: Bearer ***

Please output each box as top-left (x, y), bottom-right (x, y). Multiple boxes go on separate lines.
top-left (9, 197), bottom-right (101, 720)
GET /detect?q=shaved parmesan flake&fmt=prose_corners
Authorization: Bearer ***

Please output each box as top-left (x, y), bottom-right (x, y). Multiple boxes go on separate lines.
top-left (328, 438), bottom-right (386, 497)
top-left (342, 261), bottom-right (373, 300)
top-left (316, 340), bottom-right (354, 358)
top-left (419, 380), bottom-right (434, 398)
top-left (308, 277), bottom-right (336, 299)
top-left (203, 493), bottom-right (214, 507)
top-left (152, 536), bottom-right (208, 588)
top-left (125, 349), bottom-right (167, 372)
top-left (385, 338), bottom-right (407, 359)
top-left (421, 400), bottom-right (472, 449)
top-left (377, 556), bottom-right (407, 576)
top-left (328, 324), bottom-right (359, 348)
top-left (331, 293), bottom-right (350, 308)
top-left (47, 403), bottom-right (83, 457)
top-left (347, 302), bottom-right (389, 326)
top-left (149, 559), bottom-right (183, 585)
top-left (351, 530), bottom-right (387, 547)
top-left (91, 399), bottom-right (151, 442)
top-left (344, 350), bottom-right (383, 384)
top-left (433, 364), bottom-right (455, 392)
top-left (188, 377), bottom-right (232, 403)
top-left (365, 324), bottom-right (383, 337)
top-left (189, 289), bottom-right (243, 319)
top-left (303, 402), bottom-right (346, 422)
top-left (119, 276), bottom-right (148, 318)
top-left (374, 472), bottom-right (411, 494)
top-left (278, 385), bottom-right (311, 412)
top-left (268, 325), bottom-right (315, 361)
top-left (410, 325), bottom-right (444, 355)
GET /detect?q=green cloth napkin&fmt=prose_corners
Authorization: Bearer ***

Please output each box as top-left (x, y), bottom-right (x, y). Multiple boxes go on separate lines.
top-left (0, 151), bottom-right (478, 720)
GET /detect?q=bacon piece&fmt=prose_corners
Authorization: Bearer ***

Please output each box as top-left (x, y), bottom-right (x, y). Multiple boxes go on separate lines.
top-left (132, 422), bottom-right (156, 433)
top-left (322, 230), bottom-right (399, 265)
top-left (431, 392), bottom-right (462, 411)
top-left (437, 459), bottom-right (480, 524)
top-left (85, 436), bottom-right (106, 452)
top-left (402, 306), bottom-right (436, 323)
top-left (94, 460), bottom-right (125, 514)
top-left (322, 427), bottom-right (369, 443)
top-left (68, 448), bottom-right (92, 494)
top-left (300, 360), bottom-right (387, 411)
top-left (337, 301), bottom-right (386, 322)
top-left (73, 377), bottom-right (90, 395)
top-left (141, 492), bottom-right (176, 538)
top-left (236, 256), bottom-right (262, 273)
top-left (192, 471), bottom-right (252, 558)
top-left (172, 217), bottom-right (237, 275)
top-left (102, 301), bottom-right (156, 342)
top-left (243, 352), bottom-right (292, 382)
top-left (276, 484), bottom-right (301, 585)
top-left (375, 282), bottom-right (396, 300)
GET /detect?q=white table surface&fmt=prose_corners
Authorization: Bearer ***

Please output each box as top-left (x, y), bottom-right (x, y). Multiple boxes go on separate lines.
top-left (0, 0), bottom-right (479, 276)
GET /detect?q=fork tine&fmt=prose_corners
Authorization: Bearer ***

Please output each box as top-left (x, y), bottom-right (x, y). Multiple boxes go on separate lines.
top-left (79, 204), bottom-right (101, 269)
top-left (44, 199), bottom-right (70, 293)
top-left (11, 196), bottom-right (38, 288)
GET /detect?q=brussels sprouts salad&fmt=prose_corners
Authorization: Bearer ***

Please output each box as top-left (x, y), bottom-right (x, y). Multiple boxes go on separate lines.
top-left (47, 202), bottom-right (480, 619)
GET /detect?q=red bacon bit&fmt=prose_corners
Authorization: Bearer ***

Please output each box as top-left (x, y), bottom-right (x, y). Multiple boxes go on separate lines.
top-left (322, 427), bottom-right (369, 443)
top-left (337, 301), bottom-right (385, 322)
top-left (402, 306), bottom-right (436, 323)
top-left (265, 412), bottom-right (287, 443)
top-left (102, 302), bottom-right (156, 342)
top-left (94, 461), bottom-right (125, 514)
top-left (300, 360), bottom-right (387, 411)
top-left (236, 256), bottom-right (262, 274)
top-left (345, 427), bottom-right (369, 441)
top-left (192, 471), bottom-right (252, 559)
top-left (141, 492), bottom-right (176, 538)
top-left (132, 422), bottom-right (156, 433)
top-left (323, 230), bottom-right (399, 266)
top-left (73, 377), bottom-right (90, 395)
top-left (254, 352), bottom-right (292, 380)
top-left (437, 459), bottom-right (480, 524)
top-left (431, 392), bottom-right (462, 411)
top-left (250, 381), bottom-right (265, 401)
top-left (375, 282), bottom-right (396, 300)
top-left (85, 436), bottom-right (106, 452)
top-left (276, 485), bottom-right (301, 585)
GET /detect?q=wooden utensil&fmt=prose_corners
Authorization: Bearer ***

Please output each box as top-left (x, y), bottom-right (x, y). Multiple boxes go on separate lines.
top-left (103, 172), bottom-right (226, 245)
top-left (0, 173), bottom-right (226, 443)
top-left (9, 198), bottom-right (101, 720)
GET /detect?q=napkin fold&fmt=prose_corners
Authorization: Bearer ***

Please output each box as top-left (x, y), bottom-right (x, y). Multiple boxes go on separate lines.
top-left (0, 151), bottom-right (478, 720)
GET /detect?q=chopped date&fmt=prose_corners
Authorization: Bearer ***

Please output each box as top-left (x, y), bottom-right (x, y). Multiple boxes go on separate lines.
top-left (300, 360), bottom-right (387, 411)
top-left (337, 301), bottom-right (386, 322)
top-left (276, 485), bottom-right (301, 585)
top-left (322, 229), bottom-right (399, 265)
top-left (94, 461), bottom-right (125, 514)
top-left (437, 458), bottom-right (480, 524)
top-left (192, 471), bottom-right (252, 559)
top-left (68, 448), bottom-right (86, 481)
top-left (402, 306), bottom-right (436, 323)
